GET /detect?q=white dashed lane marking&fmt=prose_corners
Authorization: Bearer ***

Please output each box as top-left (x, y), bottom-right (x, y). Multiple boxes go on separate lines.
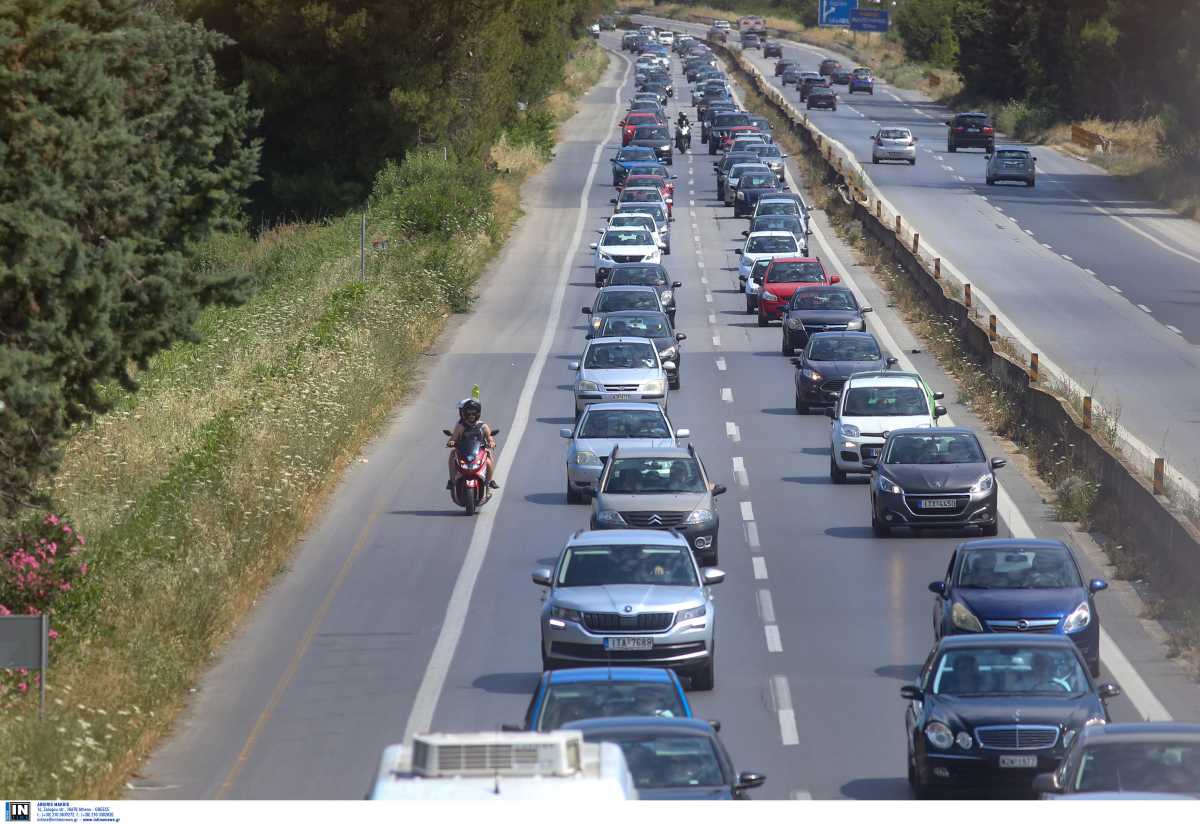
top-left (756, 589), bottom-right (776, 623)
top-left (1167, 325), bottom-right (1183, 335)
top-left (739, 500), bottom-right (755, 521)
top-left (745, 521), bottom-right (760, 548)
top-left (764, 625), bottom-right (783, 653)
top-left (721, 387), bottom-right (733, 402)
top-left (732, 456), bottom-right (749, 486)
top-left (715, 356), bottom-right (726, 371)
top-left (771, 676), bottom-right (800, 746)
top-left (752, 557), bottom-right (768, 579)
top-left (712, 334), bottom-right (722, 347)
top-left (725, 421), bottom-right (740, 442)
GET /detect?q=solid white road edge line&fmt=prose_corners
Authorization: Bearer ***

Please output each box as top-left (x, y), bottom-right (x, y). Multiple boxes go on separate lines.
top-left (400, 49), bottom-right (635, 745)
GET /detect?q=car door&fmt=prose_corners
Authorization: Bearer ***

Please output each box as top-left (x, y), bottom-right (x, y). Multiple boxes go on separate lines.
top-left (933, 551), bottom-right (957, 638)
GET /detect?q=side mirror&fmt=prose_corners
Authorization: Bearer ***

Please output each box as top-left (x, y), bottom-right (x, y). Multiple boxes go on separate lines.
top-left (711, 484), bottom-right (728, 496)
top-left (984, 153), bottom-right (992, 160)
top-left (672, 281), bottom-right (683, 288)
top-left (702, 568), bottom-right (726, 585)
top-left (1032, 772), bottom-right (1062, 795)
top-left (1099, 683), bottom-right (1121, 700)
top-left (934, 405), bottom-right (948, 418)
top-left (675, 332), bottom-right (687, 341)
top-left (675, 428), bottom-right (690, 439)
top-left (870, 136), bottom-right (877, 142)
top-left (581, 307), bottom-right (592, 314)
top-left (1033, 157), bottom-right (1039, 162)
top-left (532, 567), bottom-right (553, 587)
top-left (829, 274), bottom-right (841, 284)
top-left (933, 391), bottom-right (945, 400)
top-left (1089, 578), bottom-right (1109, 593)
top-left (887, 357), bottom-right (899, 368)
top-left (661, 361), bottom-right (677, 372)
top-left (609, 198), bottom-right (617, 204)
top-left (568, 361), bottom-right (580, 371)
top-left (589, 242), bottom-right (598, 249)
top-left (442, 429), bottom-right (454, 437)
top-left (806, 226), bottom-right (813, 235)
top-left (928, 581), bottom-right (945, 595)
top-left (824, 407), bottom-right (835, 419)
top-left (990, 457), bottom-right (1007, 469)
top-left (559, 427), bottom-right (573, 439)
top-left (734, 771), bottom-right (766, 791)
top-left (862, 457), bottom-right (878, 469)
top-left (741, 230), bottom-right (750, 237)
top-left (900, 685), bottom-right (924, 701)
top-left (790, 357), bottom-right (803, 367)
top-left (669, 217), bottom-right (676, 222)
top-left (913, 136), bottom-right (919, 143)
top-left (707, 719), bottom-right (722, 732)
top-left (861, 307), bottom-right (873, 314)
top-left (781, 154), bottom-right (789, 159)
top-left (738, 274), bottom-right (748, 283)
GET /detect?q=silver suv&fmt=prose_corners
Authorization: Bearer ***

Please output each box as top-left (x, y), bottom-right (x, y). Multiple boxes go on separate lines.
top-left (591, 445), bottom-right (726, 566)
top-left (571, 338), bottom-right (673, 421)
top-left (561, 403), bottom-right (689, 503)
top-left (533, 529), bottom-right (725, 690)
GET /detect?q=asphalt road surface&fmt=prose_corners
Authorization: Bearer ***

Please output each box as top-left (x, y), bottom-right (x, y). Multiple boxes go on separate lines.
top-left (130, 34), bottom-right (1200, 801)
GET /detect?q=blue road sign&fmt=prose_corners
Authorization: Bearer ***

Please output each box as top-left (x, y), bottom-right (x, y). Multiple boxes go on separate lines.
top-left (850, 8), bottom-right (890, 33)
top-left (819, 0), bottom-right (856, 27)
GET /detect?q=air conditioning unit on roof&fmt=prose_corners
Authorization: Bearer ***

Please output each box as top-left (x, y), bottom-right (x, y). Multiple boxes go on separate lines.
top-left (410, 730), bottom-right (583, 778)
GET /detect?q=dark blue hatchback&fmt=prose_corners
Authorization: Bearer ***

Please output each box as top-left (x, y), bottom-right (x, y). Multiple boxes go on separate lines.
top-left (516, 666), bottom-right (691, 732)
top-left (929, 539), bottom-right (1108, 676)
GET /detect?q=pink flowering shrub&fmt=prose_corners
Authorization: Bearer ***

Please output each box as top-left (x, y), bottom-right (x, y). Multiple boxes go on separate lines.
top-left (0, 513), bottom-right (90, 704)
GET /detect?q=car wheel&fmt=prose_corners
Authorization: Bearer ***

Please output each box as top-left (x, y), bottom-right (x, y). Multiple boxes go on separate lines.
top-left (806, 102), bottom-right (813, 110)
top-left (986, 177), bottom-right (994, 185)
top-left (691, 650), bottom-right (715, 691)
top-left (757, 310), bottom-right (768, 327)
top-left (781, 332), bottom-right (794, 355)
top-left (908, 754), bottom-right (931, 800)
top-left (1089, 657), bottom-right (1101, 678)
top-left (1028, 177), bottom-right (1036, 188)
top-left (872, 155), bottom-right (879, 164)
top-left (566, 478), bottom-right (583, 504)
top-left (872, 511), bottom-right (890, 537)
top-left (829, 455), bottom-right (846, 483)
top-left (669, 370), bottom-right (680, 389)
top-left (795, 392), bottom-right (808, 415)
top-left (909, 158), bottom-right (916, 166)
top-left (664, 242), bottom-right (671, 255)
top-left (981, 520), bottom-right (999, 537)
top-left (947, 142), bottom-right (955, 153)
top-left (746, 296), bottom-right (755, 314)
top-left (708, 142), bottom-right (717, 155)
top-left (831, 103), bottom-right (837, 111)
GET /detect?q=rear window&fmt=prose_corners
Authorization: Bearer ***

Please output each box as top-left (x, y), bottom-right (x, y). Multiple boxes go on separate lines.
top-left (995, 149), bottom-right (1030, 159)
top-left (956, 115), bottom-right (990, 127)
top-left (714, 113), bottom-right (751, 127)
top-left (768, 261), bottom-right (825, 283)
top-left (746, 235), bottom-right (797, 253)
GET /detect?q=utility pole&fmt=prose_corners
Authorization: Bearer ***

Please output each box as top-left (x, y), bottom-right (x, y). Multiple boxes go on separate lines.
top-left (360, 211), bottom-right (366, 280)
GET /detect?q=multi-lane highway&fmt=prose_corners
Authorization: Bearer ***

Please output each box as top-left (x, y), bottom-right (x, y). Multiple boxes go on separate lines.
top-left (130, 32), bottom-right (1200, 801)
top-left (643, 14), bottom-right (1200, 512)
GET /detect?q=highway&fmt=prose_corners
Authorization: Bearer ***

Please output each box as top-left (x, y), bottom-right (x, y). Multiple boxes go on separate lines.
top-left (640, 15), bottom-right (1200, 518)
top-left (129, 33), bottom-right (1200, 801)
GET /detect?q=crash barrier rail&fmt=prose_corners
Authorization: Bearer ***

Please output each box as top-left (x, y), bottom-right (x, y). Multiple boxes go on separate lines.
top-left (707, 39), bottom-right (1200, 598)
top-left (1071, 124), bottom-right (1111, 153)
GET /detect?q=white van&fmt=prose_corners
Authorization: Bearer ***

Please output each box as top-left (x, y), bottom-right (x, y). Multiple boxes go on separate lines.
top-left (367, 730), bottom-right (638, 800)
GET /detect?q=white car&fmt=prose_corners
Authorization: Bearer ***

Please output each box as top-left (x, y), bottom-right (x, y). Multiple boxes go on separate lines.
top-left (590, 228), bottom-right (661, 284)
top-left (604, 213), bottom-right (666, 251)
top-left (826, 371), bottom-right (947, 482)
top-left (657, 31), bottom-right (675, 47)
top-left (871, 127), bottom-right (917, 165)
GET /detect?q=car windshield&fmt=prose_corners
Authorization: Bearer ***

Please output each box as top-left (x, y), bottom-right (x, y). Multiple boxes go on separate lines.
top-left (609, 267), bottom-right (667, 286)
top-left (809, 337), bottom-right (880, 362)
top-left (584, 341), bottom-right (658, 369)
top-left (619, 205), bottom-right (665, 224)
top-left (602, 313), bottom-right (671, 338)
top-left (604, 231), bottom-right (653, 247)
top-left (957, 546), bottom-right (1083, 589)
top-left (602, 734), bottom-right (725, 789)
top-left (885, 432), bottom-right (985, 464)
top-left (753, 217), bottom-right (802, 235)
top-left (756, 202), bottom-right (800, 216)
top-left (730, 164), bottom-right (765, 178)
top-left (714, 113), bottom-right (751, 127)
top-left (741, 173), bottom-right (776, 188)
top-left (752, 145), bottom-right (782, 158)
top-left (556, 544), bottom-right (698, 587)
top-left (618, 147), bottom-right (655, 161)
top-left (853, 67), bottom-right (872, 76)
top-left (538, 682), bottom-right (685, 731)
top-left (751, 259), bottom-right (771, 280)
top-left (842, 386), bottom-right (928, 417)
top-left (746, 236), bottom-right (797, 253)
top-left (605, 457), bottom-right (707, 494)
top-left (957, 115), bottom-right (989, 127)
top-left (579, 409), bottom-right (671, 439)
top-left (769, 261), bottom-right (824, 282)
top-left (791, 289), bottom-right (855, 310)
top-left (610, 218), bottom-right (654, 232)
top-left (995, 150), bottom-right (1030, 159)
top-left (635, 127), bottom-right (670, 140)
top-left (932, 647), bottom-right (1088, 696)
top-left (880, 129), bottom-right (911, 140)
top-left (1072, 742), bottom-right (1200, 795)
top-left (621, 191), bottom-right (663, 204)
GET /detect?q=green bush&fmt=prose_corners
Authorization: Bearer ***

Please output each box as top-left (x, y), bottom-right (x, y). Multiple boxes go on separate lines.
top-left (504, 107), bottom-right (558, 160)
top-left (370, 151), bottom-right (495, 239)
top-left (993, 99), bottom-right (1058, 140)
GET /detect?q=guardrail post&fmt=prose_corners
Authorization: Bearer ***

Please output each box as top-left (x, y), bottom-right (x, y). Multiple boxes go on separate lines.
top-left (988, 314), bottom-right (997, 341)
top-left (933, 258), bottom-right (941, 279)
top-left (1083, 396), bottom-right (1092, 430)
top-left (1154, 458), bottom-right (1165, 495)
top-left (964, 283), bottom-right (972, 309)
top-left (876, 200), bottom-right (882, 218)
top-left (1030, 352), bottom-right (1039, 382)
top-left (895, 215), bottom-right (902, 236)
top-left (911, 232), bottom-right (919, 254)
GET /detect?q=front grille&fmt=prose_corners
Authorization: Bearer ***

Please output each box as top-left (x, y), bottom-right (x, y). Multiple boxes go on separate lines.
top-left (620, 511), bottom-right (687, 528)
top-left (551, 641), bottom-right (706, 661)
top-left (904, 493), bottom-right (970, 516)
top-left (975, 725), bottom-right (1060, 750)
top-left (582, 612), bottom-right (673, 633)
top-left (986, 619), bottom-right (1060, 633)
top-left (821, 379), bottom-right (846, 394)
top-left (611, 254), bottom-right (644, 263)
top-left (603, 383), bottom-right (640, 392)
top-left (801, 323), bottom-right (847, 335)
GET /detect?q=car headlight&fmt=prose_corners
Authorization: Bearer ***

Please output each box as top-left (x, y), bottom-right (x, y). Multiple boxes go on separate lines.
top-left (802, 368), bottom-right (822, 382)
top-left (551, 606), bottom-right (582, 623)
top-left (1063, 601), bottom-right (1091, 633)
top-left (761, 290), bottom-right (778, 301)
top-left (643, 379), bottom-right (666, 394)
top-left (574, 451), bottom-right (602, 466)
top-left (969, 473), bottom-right (994, 493)
top-left (737, 191), bottom-right (745, 200)
top-left (596, 510), bottom-right (626, 525)
top-left (684, 508), bottom-right (714, 524)
top-left (925, 722), bottom-right (954, 750)
top-left (846, 318), bottom-right (864, 331)
top-left (660, 290), bottom-right (673, 304)
top-left (577, 380), bottom-right (600, 392)
top-left (676, 604), bottom-right (707, 621)
top-left (660, 144), bottom-right (670, 151)
top-left (952, 602), bottom-right (983, 632)
top-left (787, 317), bottom-right (804, 329)
top-left (955, 732), bottom-right (974, 750)
top-left (876, 474), bottom-right (902, 494)
top-left (841, 424), bottom-right (860, 437)
top-left (659, 345), bottom-right (677, 360)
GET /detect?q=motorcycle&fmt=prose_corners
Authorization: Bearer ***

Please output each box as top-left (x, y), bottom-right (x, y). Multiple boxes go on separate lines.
top-left (444, 427), bottom-right (500, 515)
top-left (675, 123), bottom-right (691, 154)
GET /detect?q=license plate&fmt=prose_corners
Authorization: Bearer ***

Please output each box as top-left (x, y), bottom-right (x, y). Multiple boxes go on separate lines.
top-left (604, 636), bottom-right (653, 651)
top-left (999, 755), bottom-right (1038, 769)
top-left (920, 498), bottom-right (957, 509)
top-left (611, 394), bottom-right (631, 400)
top-left (967, 127), bottom-right (980, 132)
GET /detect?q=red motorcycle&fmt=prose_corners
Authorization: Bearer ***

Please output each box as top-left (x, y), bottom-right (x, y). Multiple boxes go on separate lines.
top-left (444, 427), bottom-right (500, 515)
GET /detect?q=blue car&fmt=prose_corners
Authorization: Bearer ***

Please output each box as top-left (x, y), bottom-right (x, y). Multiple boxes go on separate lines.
top-left (611, 146), bottom-right (658, 185)
top-left (515, 667), bottom-right (692, 732)
top-left (848, 69), bottom-right (874, 95)
top-left (929, 539), bottom-right (1108, 676)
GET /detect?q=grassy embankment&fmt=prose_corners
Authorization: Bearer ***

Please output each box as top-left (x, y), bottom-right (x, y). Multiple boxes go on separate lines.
top-left (0, 40), bottom-right (609, 799)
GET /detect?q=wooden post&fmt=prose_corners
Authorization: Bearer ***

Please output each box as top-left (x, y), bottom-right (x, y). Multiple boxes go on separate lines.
top-left (964, 283), bottom-right (972, 309)
top-left (988, 314), bottom-right (997, 341)
top-left (1030, 352), bottom-right (1039, 382)
top-left (895, 215), bottom-right (902, 236)
top-left (933, 258), bottom-right (941, 279)
top-left (1153, 458), bottom-right (1165, 495)
top-left (876, 200), bottom-right (882, 218)
top-left (1082, 396), bottom-right (1093, 430)
top-left (912, 232), bottom-right (920, 254)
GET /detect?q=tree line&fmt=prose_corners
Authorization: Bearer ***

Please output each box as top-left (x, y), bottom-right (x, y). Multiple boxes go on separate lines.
top-left (1, 0), bottom-right (605, 520)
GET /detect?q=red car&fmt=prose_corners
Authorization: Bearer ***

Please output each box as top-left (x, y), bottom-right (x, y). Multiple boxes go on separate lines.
top-left (721, 125), bottom-right (766, 152)
top-left (621, 111), bottom-right (664, 145)
top-left (620, 172), bottom-right (675, 204)
top-left (757, 257), bottom-right (840, 325)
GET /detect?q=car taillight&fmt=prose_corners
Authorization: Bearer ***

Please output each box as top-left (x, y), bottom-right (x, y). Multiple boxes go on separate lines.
top-left (955, 127), bottom-right (964, 132)
top-left (982, 126), bottom-right (993, 134)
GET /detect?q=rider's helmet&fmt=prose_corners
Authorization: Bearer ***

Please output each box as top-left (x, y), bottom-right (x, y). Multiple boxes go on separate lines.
top-left (458, 398), bottom-right (482, 423)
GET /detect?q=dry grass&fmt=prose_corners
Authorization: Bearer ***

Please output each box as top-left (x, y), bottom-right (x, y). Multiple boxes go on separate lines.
top-left (491, 134), bottom-right (546, 177)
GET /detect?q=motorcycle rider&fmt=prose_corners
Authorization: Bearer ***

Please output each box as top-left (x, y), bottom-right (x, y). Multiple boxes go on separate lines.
top-left (675, 113), bottom-right (691, 153)
top-left (446, 398), bottom-right (499, 491)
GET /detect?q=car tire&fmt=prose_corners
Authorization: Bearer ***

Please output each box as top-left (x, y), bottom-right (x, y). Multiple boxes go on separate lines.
top-left (947, 142), bottom-right (956, 153)
top-left (981, 520), bottom-right (999, 537)
top-left (670, 369), bottom-right (680, 390)
top-left (1028, 178), bottom-right (1036, 188)
top-left (781, 332), bottom-right (794, 355)
top-left (664, 242), bottom-right (671, 255)
top-left (908, 754), bottom-right (931, 800)
top-left (872, 155), bottom-right (879, 164)
top-left (831, 103), bottom-right (837, 111)
top-left (566, 478), bottom-right (584, 504)
top-left (806, 102), bottom-right (813, 110)
top-left (795, 393), bottom-right (808, 415)
top-left (909, 158), bottom-right (916, 166)
top-left (830, 455), bottom-right (846, 483)
top-left (872, 510), bottom-right (890, 537)
top-left (691, 650), bottom-right (715, 691)
top-left (986, 177), bottom-right (994, 185)
top-left (746, 296), bottom-right (755, 314)
top-left (708, 142), bottom-right (717, 155)
top-left (1089, 657), bottom-right (1101, 678)
top-left (757, 310), bottom-right (768, 327)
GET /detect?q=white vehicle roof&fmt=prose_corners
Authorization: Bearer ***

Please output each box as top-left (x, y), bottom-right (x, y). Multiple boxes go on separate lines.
top-left (844, 371), bottom-right (924, 389)
top-left (747, 230), bottom-right (800, 239)
top-left (370, 731), bottom-right (636, 800)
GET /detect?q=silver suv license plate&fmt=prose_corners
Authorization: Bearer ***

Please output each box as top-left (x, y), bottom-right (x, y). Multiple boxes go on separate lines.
top-left (604, 636), bottom-right (653, 651)
top-left (999, 755), bottom-right (1038, 769)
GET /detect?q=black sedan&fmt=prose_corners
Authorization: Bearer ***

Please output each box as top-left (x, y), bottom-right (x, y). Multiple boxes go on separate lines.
top-left (866, 427), bottom-right (1004, 537)
top-left (791, 332), bottom-right (885, 412)
top-left (903, 634), bottom-right (1121, 798)
top-left (1034, 722), bottom-right (1200, 798)
top-left (605, 263), bottom-right (683, 324)
top-left (733, 169), bottom-right (784, 217)
top-left (563, 717), bottom-right (766, 799)
top-left (589, 310), bottom-right (687, 388)
top-left (774, 59), bottom-right (795, 77)
top-left (781, 287), bottom-right (871, 354)
top-left (831, 68), bottom-right (852, 85)
top-left (630, 125), bottom-right (674, 165)
top-left (806, 85), bottom-right (838, 111)
top-left (930, 539), bottom-right (1108, 676)
top-left (763, 40), bottom-right (782, 58)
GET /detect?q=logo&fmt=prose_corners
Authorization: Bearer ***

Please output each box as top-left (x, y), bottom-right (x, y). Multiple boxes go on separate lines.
top-left (933, 479), bottom-right (945, 489)
top-left (646, 513), bottom-right (663, 526)
top-left (5, 802), bottom-right (30, 822)
top-left (1016, 619), bottom-right (1030, 631)
top-left (1013, 709), bottom-right (1022, 722)
top-left (623, 605), bottom-right (633, 613)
